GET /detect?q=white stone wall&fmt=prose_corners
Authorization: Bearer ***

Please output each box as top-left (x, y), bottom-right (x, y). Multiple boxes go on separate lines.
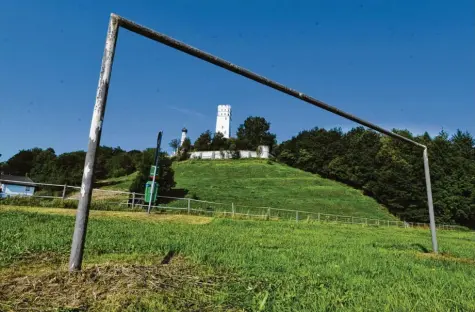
top-left (190, 145), bottom-right (269, 160)
top-left (215, 104), bottom-right (231, 139)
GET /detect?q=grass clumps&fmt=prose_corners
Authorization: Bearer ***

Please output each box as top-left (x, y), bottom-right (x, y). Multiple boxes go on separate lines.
top-left (0, 254), bottom-right (242, 312)
top-left (2, 209), bottom-right (475, 311)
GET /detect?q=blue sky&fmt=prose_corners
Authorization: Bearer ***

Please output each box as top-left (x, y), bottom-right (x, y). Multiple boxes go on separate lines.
top-left (1, 0), bottom-right (474, 160)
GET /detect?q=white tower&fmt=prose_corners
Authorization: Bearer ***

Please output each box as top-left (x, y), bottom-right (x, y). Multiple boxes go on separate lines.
top-left (215, 105), bottom-right (231, 138)
top-left (180, 127), bottom-right (188, 146)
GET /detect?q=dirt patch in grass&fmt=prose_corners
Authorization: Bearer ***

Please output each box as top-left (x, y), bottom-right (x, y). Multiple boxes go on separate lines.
top-left (0, 254), bottom-right (242, 311)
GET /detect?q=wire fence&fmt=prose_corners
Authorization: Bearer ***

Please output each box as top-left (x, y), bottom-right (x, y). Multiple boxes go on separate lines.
top-left (0, 179), bottom-right (467, 231)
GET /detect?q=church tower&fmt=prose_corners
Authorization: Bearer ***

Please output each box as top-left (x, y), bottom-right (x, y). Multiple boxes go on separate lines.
top-left (215, 105), bottom-right (231, 138)
top-left (180, 127), bottom-right (188, 146)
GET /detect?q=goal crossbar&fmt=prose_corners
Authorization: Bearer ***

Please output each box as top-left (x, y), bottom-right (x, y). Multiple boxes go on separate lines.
top-left (68, 13), bottom-right (438, 271)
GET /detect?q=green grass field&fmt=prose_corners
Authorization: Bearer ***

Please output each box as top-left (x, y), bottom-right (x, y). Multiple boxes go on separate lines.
top-left (1, 206), bottom-right (474, 311)
top-left (173, 159), bottom-right (394, 219)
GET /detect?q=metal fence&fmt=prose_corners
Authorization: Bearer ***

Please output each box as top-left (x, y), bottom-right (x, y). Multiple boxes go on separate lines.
top-left (0, 179), bottom-right (466, 231)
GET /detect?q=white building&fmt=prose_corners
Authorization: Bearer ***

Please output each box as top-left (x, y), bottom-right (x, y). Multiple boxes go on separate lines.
top-left (190, 145), bottom-right (270, 160)
top-left (0, 175), bottom-right (35, 198)
top-left (215, 104), bottom-right (231, 138)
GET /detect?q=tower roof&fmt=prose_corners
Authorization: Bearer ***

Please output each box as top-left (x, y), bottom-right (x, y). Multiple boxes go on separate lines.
top-left (182, 127), bottom-right (188, 132)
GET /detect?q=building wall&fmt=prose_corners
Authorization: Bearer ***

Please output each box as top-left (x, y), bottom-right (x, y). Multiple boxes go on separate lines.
top-left (0, 183), bottom-right (35, 198)
top-left (215, 104), bottom-right (231, 139)
top-left (190, 145), bottom-right (269, 160)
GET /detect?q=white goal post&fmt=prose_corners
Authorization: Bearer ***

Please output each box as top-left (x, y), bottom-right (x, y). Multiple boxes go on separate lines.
top-left (69, 13), bottom-right (438, 271)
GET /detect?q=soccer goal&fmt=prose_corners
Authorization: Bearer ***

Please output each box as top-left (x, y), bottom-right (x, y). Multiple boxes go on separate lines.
top-left (69, 13), bottom-right (438, 271)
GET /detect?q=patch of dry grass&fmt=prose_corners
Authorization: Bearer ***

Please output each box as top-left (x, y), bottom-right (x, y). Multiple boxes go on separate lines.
top-left (0, 206), bottom-right (212, 225)
top-left (416, 251), bottom-right (475, 265)
top-left (0, 253), bottom-right (242, 312)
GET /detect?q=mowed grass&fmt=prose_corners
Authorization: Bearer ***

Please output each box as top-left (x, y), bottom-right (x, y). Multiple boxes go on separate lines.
top-left (95, 172), bottom-right (138, 191)
top-left (1, 208), bottom-right (475, 311)
top-left (173, 159), bottom-right (394, 219)
top-left (67, 173), bottom-right (138, 201)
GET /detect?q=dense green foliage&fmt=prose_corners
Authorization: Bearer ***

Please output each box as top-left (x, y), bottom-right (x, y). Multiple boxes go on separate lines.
top-left (276, 127), bottom-right (475, 227)
top-left (1, 209), bottom-right (475, 311)
top-left (192, 130), bottom-right (213, 151)
top-left (129, 149), bottom-right (175, 195)
top-left (191, 116), bottom-right (277, 153)
top-left (236, 116), bottom-right (277, 151)
top-left (173, 159), bottom-right (394, 219)
top-left (1, 146), bottom-right (175, 196)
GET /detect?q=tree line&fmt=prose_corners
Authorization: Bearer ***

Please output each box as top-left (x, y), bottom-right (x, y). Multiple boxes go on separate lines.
top-left (275, 127), bottom-right (475, 227)
top-left (0, 147), bottom-right (175, 195)
top-left (171, 116), bottom-right (277, 160)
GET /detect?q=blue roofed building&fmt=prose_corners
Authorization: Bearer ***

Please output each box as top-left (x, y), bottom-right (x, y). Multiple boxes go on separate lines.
top-left (0, 174), bottom-right (36, 198)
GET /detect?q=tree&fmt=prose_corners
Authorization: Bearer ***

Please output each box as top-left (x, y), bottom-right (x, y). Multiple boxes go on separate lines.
top-left (30, 148), bottom-right (57, 183)
top-left (178, 138), bottom-right (192, 161)
top-left (228, 138), bottom-right (241, 159)
top-left (128, 150), bottom-right (143, 171)
top-left (53, 151), bottom-right (87, 185)
top-left (328, 127), bottom-right (381, 187)
top-left (236, 116), bottom-right (276, 151)
top-left (193, 130), bottom-right (213, 151)
top-left (276, 126), bottom-right (475, 225)
top-left (169, 139), bottom-right (180, 154)
top-left (211, 132), bottom-right (228, 150)
top-left (3, 148), bottom-right (43, 176)
top-left (107, 153), bottom-right (135, 177)
top-left (129, 149), bottom-right (176, 195)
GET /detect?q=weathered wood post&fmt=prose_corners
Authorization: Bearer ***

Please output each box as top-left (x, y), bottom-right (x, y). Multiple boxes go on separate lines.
top-left (62, 184), bottom-right (67, 201)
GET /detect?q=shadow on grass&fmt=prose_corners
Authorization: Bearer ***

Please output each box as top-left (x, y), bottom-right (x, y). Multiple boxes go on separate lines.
top-left (158, 189), bottom-right (190, 204)
top-left (411, 243), bottom-right (430, 253)
top-left (161, 250), bottom-right (176, 264)
top-left (93, 180), bottom-right (123, 188)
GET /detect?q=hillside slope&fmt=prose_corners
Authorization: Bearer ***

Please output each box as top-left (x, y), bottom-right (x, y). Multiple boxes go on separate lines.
top-left (172, 159), bottom-right (395, 220)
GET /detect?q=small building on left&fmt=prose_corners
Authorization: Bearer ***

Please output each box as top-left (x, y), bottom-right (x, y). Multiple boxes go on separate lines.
top-left (0, 175), bottom-right (35, 198)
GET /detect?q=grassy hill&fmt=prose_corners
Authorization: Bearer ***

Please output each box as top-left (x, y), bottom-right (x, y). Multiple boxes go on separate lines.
top-left (1, 207), bottom-right (474, 311)
top-left (86, 159), bottom-right (394, 220)
top-left (172, 159), bottom-right (395, 220)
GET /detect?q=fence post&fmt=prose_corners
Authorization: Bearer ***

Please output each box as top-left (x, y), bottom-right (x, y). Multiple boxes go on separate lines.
top-left (351, 216), bottom-right (354, 224)
top-left (365, 218), bottom-right (368, 226)
top-left (296, 211), bottom-right (299, 222)
top-left (188, 199), bottom-right (191, 214)
top-left (232, 203), bottom-right (235, 217)
top-left (317, 213), bottom-right (320, 222)
top-left (132, 192), bottom-right (135, 209)
top-left (387, 220), bottom-right (390, 227)
top-left (268, 208), bottom-right (271, 220)
top-left (62, 184), bottom-right (67, 201)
